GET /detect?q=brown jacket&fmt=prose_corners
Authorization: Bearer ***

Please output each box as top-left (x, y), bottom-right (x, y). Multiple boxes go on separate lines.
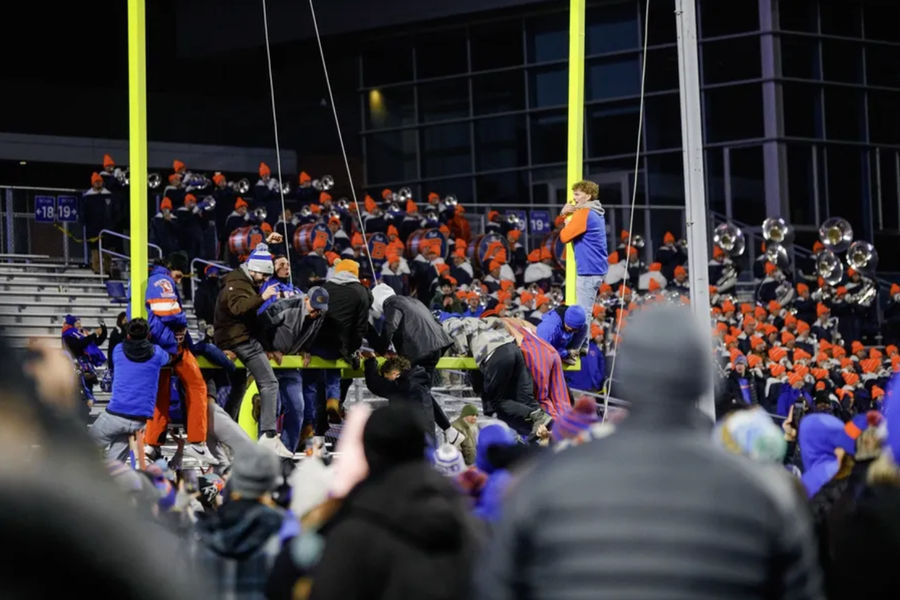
top-left (214, 266), bottom-right (264, 349)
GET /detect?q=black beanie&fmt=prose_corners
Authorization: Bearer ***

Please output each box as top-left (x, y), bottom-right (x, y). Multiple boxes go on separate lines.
top-left (363, 404), bottom-right (427, 474)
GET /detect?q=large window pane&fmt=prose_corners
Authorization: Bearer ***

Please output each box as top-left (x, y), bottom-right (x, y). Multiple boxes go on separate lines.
top-left (825, 146), bottom-right (866, 235)
top-left (417, 30), bottom-right (467, 78)
top-left (778, 0), bottom-right (817, 33)
top-left (877, 150), bottom-right (899, 231)
top-left (866, 44), bottom-right (900, 87)
top-left (527, 13), bottom-right (567, 62)
top-left (706, 148), bottom-right (726, 216)
top-left (421, 124), bottom-right (471, 177)
top-left (587, 101), bottom-right (640, 158)
top-left (366, 130), bottom-right (417, 183)
top-left (425, 176), bottom-right (473, 205)
top-left (473, 70), bottom-right (525, 115)
top-left (586, 1), bottom-right (638, 54)
top-left (868, 91), bottom-right (900, 145)
top-left (363, 41), bottom-right (413, 86)
top-left (824, 87), bottom-right (864, 141)
top-left (418, 79), bottom-right (469, 123)
top-left (529, 67), bottom-right (567, 107)
top-left (476, 171), bottom-right (529, 205)
top-left (471, 21), bottom-right (523, 71)
top-left (700, 1), bottom-right (758, 36)
top-left (821, 0), bottom-right (861, 37)
top-left (645, 46), bottom-right (679, 92)
top-left (729, 146), bottom-right (766, 225)
top-left (704, 85), bottom-right (763, 142)
top-left (646, 152), bottom-right (685, 206)
top-left (365, 86), bottom-right (415, 129)
top-left (782, 82), bottom-right (822, 138)
top-left (586, 55), bottom-right (640, 100)
top-left (642, 0), bottom-right (676, 45)
top-left (864, 3), bottom-right (900, 42)
top-left (822, 40), bottom-right (862, 83)
top-left (702, 36), bottom-right (761, 84)
top-left (780, 35), bottom-right (820, 79)
top-left (786, 144), bottom-right (816, 225)
top-left (531, 110), bottom-right (566, 164)
top-left (474, 116), bottom-right (528, 170)
top-left (644, 94), bottom-right (682, 150)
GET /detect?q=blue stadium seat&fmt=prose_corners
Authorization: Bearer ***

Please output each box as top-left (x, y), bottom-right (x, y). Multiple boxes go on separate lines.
top-left (105, 281), bottom-right (128, 303)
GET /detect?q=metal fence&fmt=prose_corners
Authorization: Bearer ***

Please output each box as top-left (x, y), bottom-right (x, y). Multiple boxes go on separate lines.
top-left (0, 185), bottom-right (91, 265)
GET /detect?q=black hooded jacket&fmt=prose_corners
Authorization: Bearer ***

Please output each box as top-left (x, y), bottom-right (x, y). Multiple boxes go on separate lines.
top-left (310, 461), bottom-right (477, 600)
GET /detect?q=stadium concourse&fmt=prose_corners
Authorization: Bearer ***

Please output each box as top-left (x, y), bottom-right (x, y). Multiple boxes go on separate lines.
top-left (7, 156), bottom-right (900, 600)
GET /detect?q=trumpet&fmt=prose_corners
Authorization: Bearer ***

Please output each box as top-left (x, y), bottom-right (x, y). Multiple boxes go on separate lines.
top-left (443, 194), bottom-right (458, 208)
top-left (764, 243), bottom-right (790, 271)
top-left (506, 213), bottom-right (521, 228)
top-left (228, 178), bottom-right (251, 194)
top-left (115, 168), bottom-right (130, 186)
top-left (271, 179), bottom-right (292, 196)
top-left (630, 234), bottom-right (645, 249)
top-left (713, 223), bottom-right (745, 257)
top-left (312, 175), bottom-right (334, 191)
top-left (762, 217), bottom-right (793, 245)
top-left (148, 172), bottom-right (162, 189)
top-left (252, 207), bottom-right (268, 222)
top-left (847, 240), bottom-right (878, 273)
top-left (396, 187), bottom-right (413, 202)
top-left (819, 217), bottom-right (853, 253)
top-left (184, 172), bottom-right (211, 189)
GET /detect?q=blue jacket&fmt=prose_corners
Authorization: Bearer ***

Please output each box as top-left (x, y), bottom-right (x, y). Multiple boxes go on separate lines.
top-left (258, 276), bottom-right (303, 315)
top-left (146, 265), bottom-right (188, 354)
top-left (564, 341), bottom-right (605, 391)
top-left (536, 307), bottom-right (588, 359)
top-left (107, 343), bottom-right (170, 419)
top-left (776, 385), bottom-right (811, 417)
top-left (559, 201), bottom-right (608, 276)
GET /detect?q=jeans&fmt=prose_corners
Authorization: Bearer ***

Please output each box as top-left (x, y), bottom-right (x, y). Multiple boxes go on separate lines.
top-left (232, 338), bottom-right (279, 435)
top-left (576, 274), bottom-right (605, 317)
top-left (90, 411), bottom-right (145, 462)
top-left (279, 369), bottom-right (317, 453)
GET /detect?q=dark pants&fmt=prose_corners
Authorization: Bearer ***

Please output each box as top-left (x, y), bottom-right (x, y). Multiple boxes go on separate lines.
top-left (482, 342), bottom-right (539, 436)
top-left (411, 349), bottom-right (451, 431)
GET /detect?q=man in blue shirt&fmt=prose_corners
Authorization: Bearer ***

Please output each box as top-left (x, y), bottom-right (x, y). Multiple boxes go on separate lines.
top-left (559, 180), bottom-right (608, 319)
top-left (536, 304), bottom-right (588, 366)
top-left (90, 319), bottom-right (172, 462)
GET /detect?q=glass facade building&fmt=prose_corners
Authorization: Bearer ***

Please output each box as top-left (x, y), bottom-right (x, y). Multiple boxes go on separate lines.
top-left (357, 0), bottom-right (900, 268)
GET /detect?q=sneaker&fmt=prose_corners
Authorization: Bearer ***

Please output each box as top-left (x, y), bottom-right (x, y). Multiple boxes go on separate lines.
top-left (444, 427), bottom-right (466, 448)
top-left (326, 398), bottom-right (343, 424)
top-left (258, 433), bottom-right (296, 459)
top-left (144, 445), bottom-right (162, 462)
top-left (183, 442), bottom-right (220, 466)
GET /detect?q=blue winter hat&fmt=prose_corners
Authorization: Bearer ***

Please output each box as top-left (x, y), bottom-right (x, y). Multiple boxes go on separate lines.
top-left (475, 424), bottom-right (517, 473)
top-left (564, 305), bottom-right (587, 329)
top-left (245, 243), bottom-right (274, 275)
top-left (307, 286), bottom-right (330, 311)
top-left (64, 314), bottom-right (78, 326)
top-left (734, 354), bottom-right (748, 365)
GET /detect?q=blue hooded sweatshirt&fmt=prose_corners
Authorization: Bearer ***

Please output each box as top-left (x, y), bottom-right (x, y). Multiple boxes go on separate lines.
top-left (536, 307), bottom-right (588, 359)
top-left (474, 424), bottom-right (518, 523)
top-left (799, 413), bottom-right (855, 498)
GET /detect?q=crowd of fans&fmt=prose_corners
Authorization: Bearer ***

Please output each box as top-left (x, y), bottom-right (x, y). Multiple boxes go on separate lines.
top-left (43, 155), bottom-right (900, 598)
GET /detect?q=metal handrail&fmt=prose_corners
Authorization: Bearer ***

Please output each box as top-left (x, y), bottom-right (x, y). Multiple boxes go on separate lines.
top-left (98, 229), bottom-right (163, 279)
top-left (189, 257), bottom-right (233, 300)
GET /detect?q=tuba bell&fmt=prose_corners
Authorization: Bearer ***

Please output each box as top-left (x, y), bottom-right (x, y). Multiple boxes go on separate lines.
top-left (819, 217), bottom-right (853, 252)
top-left (713, 223), bottom-right (745, 257)
top-left (846, 240), bottom-right (878, 273)
top-left (762, 217), bottom-right (793, 245)
top-left (816, 249), bottom-right (843, 286)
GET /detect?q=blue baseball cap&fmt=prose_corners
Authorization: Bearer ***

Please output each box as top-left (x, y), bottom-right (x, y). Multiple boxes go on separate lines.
top-left (307, 286), bottom-right (330, 311)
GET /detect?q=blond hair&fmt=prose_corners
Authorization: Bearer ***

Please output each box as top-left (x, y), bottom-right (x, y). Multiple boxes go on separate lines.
top-left (572, 180), bottom-right (599, 200)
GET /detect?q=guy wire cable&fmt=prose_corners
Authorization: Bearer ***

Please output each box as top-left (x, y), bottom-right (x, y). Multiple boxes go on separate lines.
top-left (261, 0), bottom-right (294, 288)
top-left (602, 0), bottom-right (651, 420)
top-left (308, 0), bottom-right (378, 278)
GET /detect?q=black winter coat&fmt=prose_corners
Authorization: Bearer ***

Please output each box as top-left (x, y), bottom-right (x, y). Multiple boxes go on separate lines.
top-left (310, 461), bottom-right (477, 600)
top-left (363, 359), bottom-right (434, 429)
top-left (314, 278), bottom-right (372, 362)
top-left (375, 295), bottom-right (452, 363)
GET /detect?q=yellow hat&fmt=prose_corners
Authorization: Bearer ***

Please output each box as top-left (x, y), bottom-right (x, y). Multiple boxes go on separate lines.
top-left (335, 259), bottom-right (359, 277)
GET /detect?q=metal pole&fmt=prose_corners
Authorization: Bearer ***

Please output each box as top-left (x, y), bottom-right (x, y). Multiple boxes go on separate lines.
top-left (4, 188), bottom-right (14, 255)
top-left (128, 0), bottom-right (149, 318)
top-left (675, 0), bottom-right (714, 419)
top-left (565, 0), bottom-right (586, 306)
